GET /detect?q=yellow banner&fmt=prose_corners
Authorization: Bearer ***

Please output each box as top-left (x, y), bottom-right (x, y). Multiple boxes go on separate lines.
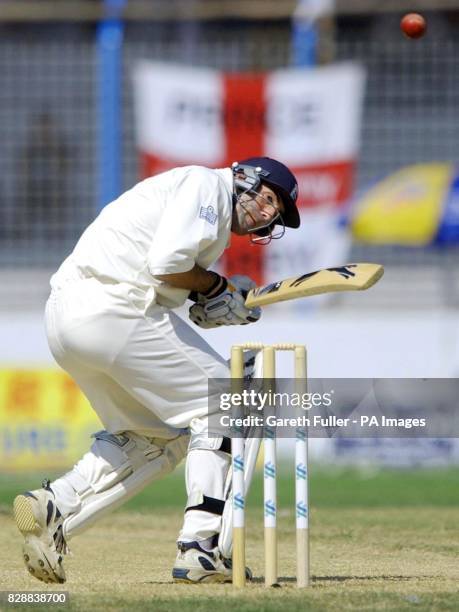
top-left (0, 370), bottom-right (102, 472)
top-left (351, 163), bottom-right (453, 245)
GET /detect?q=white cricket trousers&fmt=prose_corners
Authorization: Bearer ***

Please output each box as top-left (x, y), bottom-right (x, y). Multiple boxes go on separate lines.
top-left (45, 277), bottom-right (231, 542)
top-left (45, 277), bottom-right (229, 433)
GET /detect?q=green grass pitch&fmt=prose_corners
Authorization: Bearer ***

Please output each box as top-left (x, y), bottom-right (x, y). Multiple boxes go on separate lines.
top-left (0, 467), bottom-right (458, 611)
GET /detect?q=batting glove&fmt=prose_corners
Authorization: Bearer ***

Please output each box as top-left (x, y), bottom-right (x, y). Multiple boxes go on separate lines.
top-left (189, 273), bottom-right (261, 328)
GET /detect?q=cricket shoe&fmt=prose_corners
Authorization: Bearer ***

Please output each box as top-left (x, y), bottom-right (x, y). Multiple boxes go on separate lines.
top-left (14, 480), bottom-right (68, 584)
top-left (172, 541), bottom-right (252, 584)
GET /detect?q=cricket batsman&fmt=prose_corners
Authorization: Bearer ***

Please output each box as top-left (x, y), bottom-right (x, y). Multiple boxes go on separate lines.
top-left (14, 157), bottom-right (300, 584)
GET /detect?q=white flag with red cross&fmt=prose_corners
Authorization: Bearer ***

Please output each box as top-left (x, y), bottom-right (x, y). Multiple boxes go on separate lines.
top-left (133, 61), bottom-right (365, 286)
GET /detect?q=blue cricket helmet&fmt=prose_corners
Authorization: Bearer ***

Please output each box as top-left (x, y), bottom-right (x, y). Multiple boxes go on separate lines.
top-left (236, 156), bottom-right (300, 231)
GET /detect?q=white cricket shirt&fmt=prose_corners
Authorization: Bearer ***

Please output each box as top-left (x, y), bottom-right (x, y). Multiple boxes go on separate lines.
top-left (51, 166), bottom-right (234, 308)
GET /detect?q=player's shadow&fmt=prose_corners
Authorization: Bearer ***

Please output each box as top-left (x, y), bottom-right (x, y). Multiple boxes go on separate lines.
top-left (146, 575), bottom-right (426, 586)
top-left (251, 575), bottom-right (423, 584)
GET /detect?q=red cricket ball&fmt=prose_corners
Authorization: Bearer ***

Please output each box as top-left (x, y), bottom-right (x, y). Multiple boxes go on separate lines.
top-left (400, 13), bottom-right (426, 39)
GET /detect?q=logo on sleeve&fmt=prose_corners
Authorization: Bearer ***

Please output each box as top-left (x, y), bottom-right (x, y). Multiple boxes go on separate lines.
top-left (199, 205), bottom-right (218, 225)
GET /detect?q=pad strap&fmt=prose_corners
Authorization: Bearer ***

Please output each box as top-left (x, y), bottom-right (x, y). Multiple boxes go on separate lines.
top-left (219, 437), bottom-right (231, 455)
top-left (185, 491), bottom-right (225, 516)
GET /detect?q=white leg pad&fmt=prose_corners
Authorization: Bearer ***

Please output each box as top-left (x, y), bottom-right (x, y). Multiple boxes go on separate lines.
top-left (62, 430), bottom-right (189, 540)
top-left (177, 417), bottom-right (231, 542)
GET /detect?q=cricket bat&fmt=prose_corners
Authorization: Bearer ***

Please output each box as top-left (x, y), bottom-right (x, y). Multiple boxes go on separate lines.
top-left (244, 263), bottom-right (384, 308)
